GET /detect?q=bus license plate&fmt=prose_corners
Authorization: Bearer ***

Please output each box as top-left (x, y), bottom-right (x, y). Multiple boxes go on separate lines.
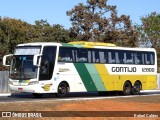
top-left (18, 88), bottom-right (23, 90)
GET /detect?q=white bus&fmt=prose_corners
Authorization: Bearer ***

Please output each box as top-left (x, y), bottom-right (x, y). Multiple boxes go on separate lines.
top-left (3, 41), bottom-right (157, 97)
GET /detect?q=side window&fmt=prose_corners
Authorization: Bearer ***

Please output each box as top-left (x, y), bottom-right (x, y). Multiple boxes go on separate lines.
top-left (126, 51), bottom-right (134, 64)
top-left (104, 51), bottom-right (109, 63)
top-left (77, 48), bottom-right (88, 62)
top-left (118, 51), bottom-right (125, 64)
top-left (88, 50), bottom-right (92, 63)
top-left (39, 46), bottom-right (57, 80)
top-left (144, 53), bottom-right (150, 64)
top-left (135, 52), bottom-right (143, 64)
top-left (150, 53), bottom-right (155, 65)
top-left (144, 52), bottom-right (155, 65)
top-left (58, 47), bottom-right (74, 62)
top-left (108, 50), bottom-right (116, 64)
top-left (115, 51), bottom-right (120, 64)
top-left (99, 50), bottom-right (106, 63)
top-left (92, 50), bottom-right (100, 63)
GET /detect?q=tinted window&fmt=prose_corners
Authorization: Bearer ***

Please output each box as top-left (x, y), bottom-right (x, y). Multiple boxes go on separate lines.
top-left (39, 46), bottom-right (57, 80)
top-left (58, 47), bottom-right (74, 62)
top-left (57, 47), bottom-right (155, 65)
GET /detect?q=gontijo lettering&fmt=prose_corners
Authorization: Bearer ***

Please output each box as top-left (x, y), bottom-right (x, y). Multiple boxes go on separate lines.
top-left (112, 67), bottom-right (136, 72)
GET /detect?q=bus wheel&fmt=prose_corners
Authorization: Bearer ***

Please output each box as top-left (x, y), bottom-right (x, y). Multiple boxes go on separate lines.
top-left (57, 82), bottom-right (69, 98)
top-left (32, 93), bottom-right (43, 98)
top-left (132, 81), bottom-right (141, 95)
top-left (123, 81), bottom-right (132, 95)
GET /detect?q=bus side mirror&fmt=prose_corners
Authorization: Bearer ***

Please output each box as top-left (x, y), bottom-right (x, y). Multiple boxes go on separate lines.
top-left (33, 54), bottom-right (42, 66)
top-left (3, 54), bottom-right (13, 67)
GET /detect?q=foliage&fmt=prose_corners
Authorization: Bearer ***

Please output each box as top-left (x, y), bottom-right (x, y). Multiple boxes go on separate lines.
top-left (135, 12), bottom-right (160, 71)
top-left (32, 20), bottom-right (71, 43)
top-left (0, 18), bottom-right (72, 70)
top-left (67, 0), bottom-right (138, 47)
top-left (140, 12), bottom-right (160, 49)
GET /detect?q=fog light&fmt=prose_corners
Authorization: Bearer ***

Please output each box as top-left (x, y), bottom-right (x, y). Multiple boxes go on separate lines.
top-left (9, 81), bottom-right (13, 85)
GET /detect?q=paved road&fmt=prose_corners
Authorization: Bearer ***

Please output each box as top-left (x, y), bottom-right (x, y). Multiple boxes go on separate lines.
top-left (0, 90), bottom-right (160, 103)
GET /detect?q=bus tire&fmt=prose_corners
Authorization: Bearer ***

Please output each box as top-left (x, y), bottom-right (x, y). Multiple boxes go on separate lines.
top-left (123, 81), bottom-right (132, 95)
top-left (57, 82), bottom-right (69, 98)
top-left (132, 81), bottom-right (141, 95)
top-left (32, 93), bottom-right (43, 98)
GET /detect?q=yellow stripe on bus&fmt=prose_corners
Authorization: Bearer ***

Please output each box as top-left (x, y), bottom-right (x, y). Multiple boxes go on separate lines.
top-left (95, 64), bottom-right (111, 90)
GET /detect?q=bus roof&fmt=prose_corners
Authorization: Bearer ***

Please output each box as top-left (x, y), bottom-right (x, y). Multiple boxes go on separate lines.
top-left (16, 42), bottom-right (156, 52)
top-left (17, 42), bottom-right (61, 47)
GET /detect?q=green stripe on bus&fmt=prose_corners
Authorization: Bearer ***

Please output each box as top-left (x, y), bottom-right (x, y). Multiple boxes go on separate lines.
top-left (61, 43), bottom-right (74, 47)
top-left (72, 44), bottom-right (83, 47)
top-left (74, 63), bottom-right (97, 92)
top-left (85, 64), bottom-right (106, 91)
top-left (61, 43), bottom-right (83, 48)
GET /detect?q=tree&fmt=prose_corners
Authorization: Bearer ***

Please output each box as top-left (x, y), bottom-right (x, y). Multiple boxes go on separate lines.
top-left (0, 17), bottom-right (33, 53)
top-left (139, 12), bottom-right (160, 48)
top-left (67, 0), bottom-right (138, 47)
top-left (32, 20), bottom-right (71, 43)
top-left (137, 12), bottom-right (160, 71)
top-left (0, 18), bottom-right (72, 70)
top-left (0, 17), bottom-right (34, 70)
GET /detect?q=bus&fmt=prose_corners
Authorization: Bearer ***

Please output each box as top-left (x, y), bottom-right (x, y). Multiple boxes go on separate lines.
top-left (3, 41), bottom-right (157, 97)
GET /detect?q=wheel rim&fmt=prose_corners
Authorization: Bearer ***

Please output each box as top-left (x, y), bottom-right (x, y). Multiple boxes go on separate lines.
top-left (58, 83), bottom-right (67, 96)
top-left (59, 86), bottom-right (66, 94)
top-left (133, 83), bottom-right (140, 94)
top-left (125, 85), bottom-right (131, 93)
top-left (123, 82), bottom-right (131, 95)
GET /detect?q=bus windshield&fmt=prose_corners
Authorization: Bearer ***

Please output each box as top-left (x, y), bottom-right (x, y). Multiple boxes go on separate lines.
top-left (10, 55), bottom-right (38, 80)
top-left (9, 46), bottom-right (41, 80)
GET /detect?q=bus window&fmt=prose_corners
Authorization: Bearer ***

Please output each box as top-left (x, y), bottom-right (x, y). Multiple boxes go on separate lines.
top-left (118, 51), bottom-right (125, 64)
top-left (135, 52), bottom-right (143, 64)
top-left (144, 52), bottom-right (155, 65)
top-left (150, 53), bottom-right (155, 65)
top-left (99, 51), bottom-right (105, 63)
top-left (108, 51), bottom-right (116, 64)
top-left (77, 48), bottom-right (88, 62)
top-left (39, 46), bottom-right (57, 80)
top-left (115, 51), bottom-right (120, 64)
top-left (88, 50), bottom-right (92, 63)
top-left (92, 50), bottom-right (99, 63)
top-left (104, 51), bottom-right (108, 63)
top-left (58, 47), bottom-right (74, 62)
top-left (126, 52), bottom-right (134, 64)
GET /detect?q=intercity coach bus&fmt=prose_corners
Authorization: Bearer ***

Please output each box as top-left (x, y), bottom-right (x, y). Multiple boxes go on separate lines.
top-left (3, 41), bottom-right (157, 97)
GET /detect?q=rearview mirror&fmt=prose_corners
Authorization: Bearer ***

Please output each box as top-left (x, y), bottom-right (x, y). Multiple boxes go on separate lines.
top-left (33, 54), bottom-right (42, 66)
top-left (3, 54), bottom-right (13, 67)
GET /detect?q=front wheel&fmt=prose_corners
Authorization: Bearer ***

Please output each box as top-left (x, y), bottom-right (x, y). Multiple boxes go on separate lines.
top-left (123, 81), bottom-right (132, 95)
top-left (56, 82), bottom-right (69, 98)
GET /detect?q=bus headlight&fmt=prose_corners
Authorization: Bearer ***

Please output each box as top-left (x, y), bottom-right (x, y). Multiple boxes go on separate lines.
top-left (29, 81), bottom-right (39, 85)
top-left (9, 81), bottom-right (13, 85)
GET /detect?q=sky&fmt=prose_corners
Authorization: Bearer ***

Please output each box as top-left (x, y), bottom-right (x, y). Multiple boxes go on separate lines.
top-left (0, 0), bottom-right (160, 29)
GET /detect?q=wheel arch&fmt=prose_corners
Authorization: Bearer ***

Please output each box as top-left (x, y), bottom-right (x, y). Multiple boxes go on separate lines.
top-left (123, 80), bottom-right (132, 86)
